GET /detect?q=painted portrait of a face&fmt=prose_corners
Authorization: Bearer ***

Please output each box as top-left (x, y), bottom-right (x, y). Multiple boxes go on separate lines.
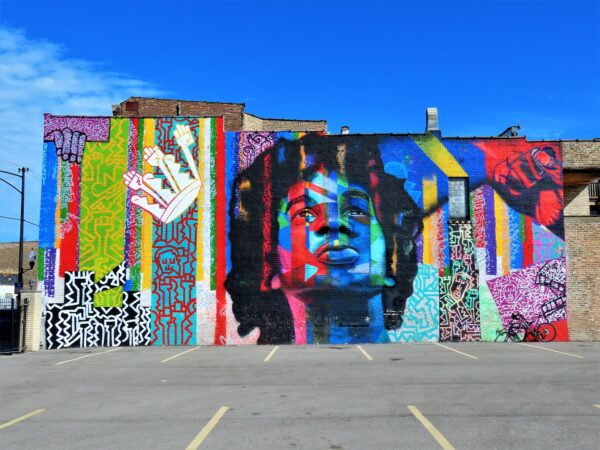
top-left (276, 167), bottom-right (388, 303)
top-left (226, 134), bottom-right (422, 344)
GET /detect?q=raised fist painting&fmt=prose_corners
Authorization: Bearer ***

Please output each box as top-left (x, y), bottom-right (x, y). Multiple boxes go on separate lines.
top-left (48, 128), bottom-right (87, 163)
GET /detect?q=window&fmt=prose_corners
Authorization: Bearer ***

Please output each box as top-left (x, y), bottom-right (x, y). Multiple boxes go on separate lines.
top-left (448, 178), bottom-right (469, 220)
top-left (125, 101), bottom-right (139, 112)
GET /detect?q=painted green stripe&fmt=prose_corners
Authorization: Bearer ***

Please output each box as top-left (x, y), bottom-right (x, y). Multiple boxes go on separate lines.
top-left (59, 160), bottom-right (71, 223)
top-left (130, 119), bottom-right (144, 291)
top-left (80, 118), bottom-right (129, 307)
top-left (37, 247), bottom-right (44, 281)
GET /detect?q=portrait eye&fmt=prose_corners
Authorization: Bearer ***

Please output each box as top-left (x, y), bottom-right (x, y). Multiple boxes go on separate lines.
top-left (345, 208), bottom-right (369, 217)
top-left (294, 208), bottom-right (317, 222)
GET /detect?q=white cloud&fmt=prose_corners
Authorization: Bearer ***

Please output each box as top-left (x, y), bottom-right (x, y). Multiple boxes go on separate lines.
top-left (0, 27), bottom-right (165, 242)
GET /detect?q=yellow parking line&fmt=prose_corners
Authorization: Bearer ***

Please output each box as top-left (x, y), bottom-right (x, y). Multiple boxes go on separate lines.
top-left (434, 343), bottom-right (478, 360)
top-left (185, 406), bottom-right (229, 450)
top-left (407, 405), bottom-right (455, 450)
top-left (55, 347), bottom-right (121, 366)
top-left (356, 345), bottom-right (373, 361)
top-left (264, 346), bottom-right (280, 362)
top-left (593, 405), bottom-right (600, 409)
top-left (161, 346), bottom-right (201, 363)
top-left (0, 408), bottom-right (46, 430)
top-left (519, 343), bottom-right (584, 359)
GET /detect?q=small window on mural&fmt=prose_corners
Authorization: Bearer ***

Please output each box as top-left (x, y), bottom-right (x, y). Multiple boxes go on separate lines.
top-left (448, 178), bottom-right (469, 220)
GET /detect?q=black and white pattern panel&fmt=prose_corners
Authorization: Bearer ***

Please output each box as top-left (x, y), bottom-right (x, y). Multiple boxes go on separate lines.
top-left (46, 263), bottom-right (151, 349)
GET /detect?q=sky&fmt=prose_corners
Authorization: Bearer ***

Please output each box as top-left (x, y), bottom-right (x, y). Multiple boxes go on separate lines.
top-left (0, 0), bottom-right (598, 242)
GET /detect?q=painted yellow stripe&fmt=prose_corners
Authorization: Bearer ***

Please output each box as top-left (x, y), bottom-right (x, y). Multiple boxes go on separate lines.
top-left (161, 346), bottom-right (201, 363)
top-left (0, 408), bottom-right (46, 430)
top-left (141, 118), bottom-right (155, 292)
top-left (356, 345), bottom-right (373, 361)
top-left (413, 134), bottom-right (467, 177)
top-left (493, 191), bottom-right (510, 275)
top-left (202, 120), bottom-right (213, 288)
top-left (185, 406), bottom-right (229, 450)
top-left (593, 405), bottom-right (600, 409)
top-left (422, 176), bottom-right (437, 265)
top-left (434, 343), bottom-right (478, 360)
top-left (55, 347), bottom-right (121, 366)
top-left (519, 343), bottom-right (584, 359)
top-left (407, 405), bottom-right (455, 450)
top-left (54, 162), bottom-right (61, 248)
top-left (264, 345), bottom-right (280, 362)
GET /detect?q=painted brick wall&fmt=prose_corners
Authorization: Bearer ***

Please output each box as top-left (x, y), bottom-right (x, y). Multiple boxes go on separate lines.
top-left (39, 121), bottom-right (571, 347)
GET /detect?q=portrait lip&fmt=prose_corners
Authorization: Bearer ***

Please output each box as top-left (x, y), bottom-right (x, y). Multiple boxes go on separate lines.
top-left (316, 245), bottom-right (360, 266)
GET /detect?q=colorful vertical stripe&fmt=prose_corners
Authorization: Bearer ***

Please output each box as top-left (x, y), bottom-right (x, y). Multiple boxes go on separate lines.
top-left (214, 117), bottom-right (227, 345)
top-left (79, 118), bottom-right (129, 306)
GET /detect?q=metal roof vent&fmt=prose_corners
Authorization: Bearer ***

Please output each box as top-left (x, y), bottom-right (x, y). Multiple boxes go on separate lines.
top-left (426, 107), bottom-right (439, 132)
top-left (498, 125), bottom-right (520, 138)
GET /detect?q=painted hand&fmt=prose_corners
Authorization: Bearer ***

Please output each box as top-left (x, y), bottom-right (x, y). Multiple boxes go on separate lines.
top-left (50, 128), bottom-right (87, 163)
top-left (174, 124), bottom-right (195, 149)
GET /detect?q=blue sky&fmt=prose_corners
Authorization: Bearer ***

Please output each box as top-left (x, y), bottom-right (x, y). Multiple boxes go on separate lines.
top-left (0, 0), bottom-right (598, 242)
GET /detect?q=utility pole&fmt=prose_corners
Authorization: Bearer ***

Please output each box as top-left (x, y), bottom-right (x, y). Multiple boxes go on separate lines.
top-left (17, 167), bottom-right (28, 293)
top-left (0, 167), bottom-right (33, 352)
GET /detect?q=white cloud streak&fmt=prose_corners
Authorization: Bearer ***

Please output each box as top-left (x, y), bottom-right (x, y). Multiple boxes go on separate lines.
top-left (0, 27), bottom-right (165, 242)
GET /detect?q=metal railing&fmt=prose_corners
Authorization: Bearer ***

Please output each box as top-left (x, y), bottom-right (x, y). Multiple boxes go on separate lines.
top-left (0, 297), bottom-right (28, 354)
top-left (589, 182), bottom-right (600, 200)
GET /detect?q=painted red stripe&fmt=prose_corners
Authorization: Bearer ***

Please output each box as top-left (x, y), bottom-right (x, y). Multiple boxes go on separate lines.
top-left (261, 153), bottom-right (272, 292)
top-left (59, 163), bottom-right (80, 276)
top-left (214, 117), bottom-right (227, 345)
top-left (128, 118), bottom-right (139, 270)
top-left (523, 215), bottom-right (534, 267)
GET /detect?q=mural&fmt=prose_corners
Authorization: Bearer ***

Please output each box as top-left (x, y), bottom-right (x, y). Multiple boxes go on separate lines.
top-left (39, 114), bottom-right (567, 347)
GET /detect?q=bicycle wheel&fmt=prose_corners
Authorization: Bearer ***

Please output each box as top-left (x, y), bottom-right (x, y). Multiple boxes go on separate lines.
top-left (536, 323), bottom-right (557, 342)
top-left (495, 331), bottom-right (508, 342)
top-left (509, 331), bottom-right (523, 342)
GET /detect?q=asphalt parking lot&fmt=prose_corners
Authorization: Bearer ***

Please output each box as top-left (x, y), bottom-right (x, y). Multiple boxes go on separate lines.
top-left (1, 342), bottom-right (598, 450)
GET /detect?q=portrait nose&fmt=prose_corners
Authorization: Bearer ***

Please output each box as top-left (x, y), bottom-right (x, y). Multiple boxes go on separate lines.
top-left (315, 208), bottom-right (356, 238)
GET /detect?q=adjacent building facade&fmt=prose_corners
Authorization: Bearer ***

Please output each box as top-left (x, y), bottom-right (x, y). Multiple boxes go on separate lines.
top-left (37, 99), bottom-right (599, 348)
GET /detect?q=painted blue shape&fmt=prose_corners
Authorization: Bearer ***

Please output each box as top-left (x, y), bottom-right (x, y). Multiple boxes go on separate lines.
top-left (304, 264), bottom-right (318, 281)
top-left (508, 206), bottom-right (523, 270)
top-left (384, 161), bottom-right (408, 179)
top-left (378, 136), bottom-right (446, 210)
top-left (278, 215), bottom-right (291, 252)
top-left (441, 139), bottom-right (487, 187)
top-left (225, 131), bottom-right (239, 275)
top-left (388, 264), bottom-right (440, 343)
top-left (39, 142), bottom-right (58, 247)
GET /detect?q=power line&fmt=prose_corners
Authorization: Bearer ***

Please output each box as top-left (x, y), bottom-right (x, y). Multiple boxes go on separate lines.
top-left (0, 215), bottom-right (39, 227)
top-left (0, 160), bottom-right (42, 180)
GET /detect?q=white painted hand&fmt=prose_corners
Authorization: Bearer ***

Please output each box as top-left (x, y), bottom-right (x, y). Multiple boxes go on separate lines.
top-left (174, 124), bottom-right (194, 149)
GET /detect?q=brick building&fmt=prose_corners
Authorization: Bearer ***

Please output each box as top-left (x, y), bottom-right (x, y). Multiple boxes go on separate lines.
top-left (112, 97), bottom-right (327, 132)
top-left (562, 140), bottom-right (600, 340)
top-left (28, 99), bottom-right (600, 347)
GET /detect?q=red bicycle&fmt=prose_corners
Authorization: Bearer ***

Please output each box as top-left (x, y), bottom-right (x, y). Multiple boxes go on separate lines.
top-left (495, 312), bottom-right (556, 342)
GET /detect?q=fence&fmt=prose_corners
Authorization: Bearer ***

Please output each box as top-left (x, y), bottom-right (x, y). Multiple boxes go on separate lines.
top-left (0, 297), bottom-right (28, 354)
